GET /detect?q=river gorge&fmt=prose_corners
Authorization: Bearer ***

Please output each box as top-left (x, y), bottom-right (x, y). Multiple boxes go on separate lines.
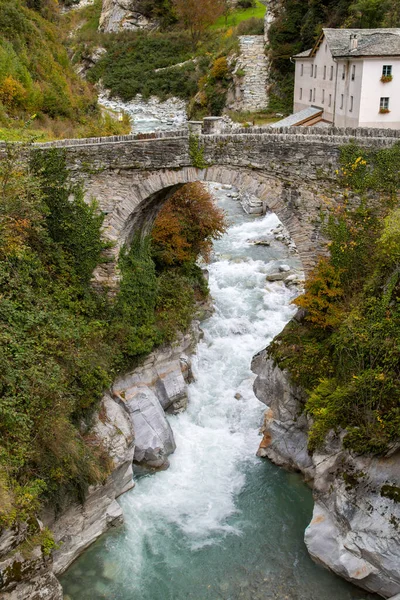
top-left (60, 185), bottom-right (380, 600)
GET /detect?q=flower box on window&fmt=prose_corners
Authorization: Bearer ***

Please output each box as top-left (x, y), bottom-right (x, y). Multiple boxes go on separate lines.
top-left (380, 75), bottom-right (393, 83)
top-left (379, 107), bottom-right (390, 114)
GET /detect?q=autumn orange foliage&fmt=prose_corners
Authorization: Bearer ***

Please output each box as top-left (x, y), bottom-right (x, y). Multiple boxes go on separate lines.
top-left (172, 0), bottom-right (225, 47)
top-left (151, 182), bottom-right (226, 267)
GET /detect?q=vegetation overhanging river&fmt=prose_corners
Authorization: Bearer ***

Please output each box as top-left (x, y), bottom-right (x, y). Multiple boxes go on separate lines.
top-left (61, 185), bottom-right (379, 600)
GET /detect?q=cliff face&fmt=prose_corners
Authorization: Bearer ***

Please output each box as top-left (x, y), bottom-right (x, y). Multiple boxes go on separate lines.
top-left (0, 325), bottom-right (200, 599)
top-left (252, 349), bottom-right (400, 599)
top-left (99, 0), bottom-right (157, 32)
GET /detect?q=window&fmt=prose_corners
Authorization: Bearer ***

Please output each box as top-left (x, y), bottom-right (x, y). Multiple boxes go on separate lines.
top-left (322, 89), bottom-right (325, 104)
top-left (342, 65), bottom-right (346, 80)
top-left (340, 94), bottom-right (344, 109)
top-left (311, 64), bottom-right (314, 77)
top-left (330, 65), bottom-right (334, 80)
top-left (350, 96), bottom-right (353, 112)
top-left (313, 88), bottom-right (316, 102)
top-left (300, 88), bottom-right (303, 100)
top-left (301, 63), bottom-right (304, 76)
top-left (329, 94), bottom-right (332, 107)
top-left (380, 97), bottom-right (390, 110)
top-left (323, 65), bottom-right (326, 79)
top-left (325, 44), bottom-right (328, 53)
top-left (309, 89), bottom-right (312, 102)
top-left (382, 65), bottom-right (392, 77)
top-left (351, 65), bottom-right (356, 81)
top-left (314, 65), bottom-right (317, 78)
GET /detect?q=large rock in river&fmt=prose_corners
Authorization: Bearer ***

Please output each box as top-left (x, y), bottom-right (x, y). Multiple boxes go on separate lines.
top-left (123, 386), bottom-right (176, 469)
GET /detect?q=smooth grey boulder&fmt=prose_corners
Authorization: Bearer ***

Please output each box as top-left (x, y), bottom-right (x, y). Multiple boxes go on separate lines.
top-left (124, 386), bottom-right (176, 468)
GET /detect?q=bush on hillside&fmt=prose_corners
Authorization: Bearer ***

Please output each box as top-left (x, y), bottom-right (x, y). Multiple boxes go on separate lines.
top-left (236, 16), bottom-right (265, 35)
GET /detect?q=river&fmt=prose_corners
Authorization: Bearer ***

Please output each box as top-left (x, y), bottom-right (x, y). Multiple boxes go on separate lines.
top-left (61, 185), bottom-right (378, 600)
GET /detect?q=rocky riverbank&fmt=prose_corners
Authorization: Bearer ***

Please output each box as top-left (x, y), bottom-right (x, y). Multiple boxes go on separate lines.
top-left (0, 324), bottom-right (201, 599)
top-left (252, 342), bottom-right (400, 599)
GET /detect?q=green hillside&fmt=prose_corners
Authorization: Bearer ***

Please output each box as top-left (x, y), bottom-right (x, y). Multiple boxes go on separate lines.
top-left (0, 0), bottom-right (128, 140)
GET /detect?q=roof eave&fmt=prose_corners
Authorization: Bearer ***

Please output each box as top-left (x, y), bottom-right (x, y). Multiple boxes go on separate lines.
top-left (333, 53), bottom-right (400, 58)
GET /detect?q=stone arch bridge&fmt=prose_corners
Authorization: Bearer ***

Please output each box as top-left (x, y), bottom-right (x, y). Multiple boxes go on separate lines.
top-left (35, 122), bottom-right (400, 288)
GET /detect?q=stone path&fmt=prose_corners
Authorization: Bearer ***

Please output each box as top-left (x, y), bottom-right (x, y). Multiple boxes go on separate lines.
top-left (233, 35), bottom-right (269, 112)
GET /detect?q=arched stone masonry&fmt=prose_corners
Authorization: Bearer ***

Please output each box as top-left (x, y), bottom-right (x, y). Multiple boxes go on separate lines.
top-left (86, 166), bottom-right (324, 290)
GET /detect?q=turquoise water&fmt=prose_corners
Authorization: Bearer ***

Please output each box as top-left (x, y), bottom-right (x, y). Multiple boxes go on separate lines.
top-left (61, 187), bottom-right (378, 600)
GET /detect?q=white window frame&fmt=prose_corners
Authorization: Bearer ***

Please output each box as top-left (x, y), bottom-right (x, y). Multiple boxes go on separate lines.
top-left (309, 89), bottom-right (312, 102)
top-left (351, 65), bottom-right (356, 81)
top-left (340, 94), bottom-right (344, 109)
top-left (311, 64), bottom-right (314, 77)
top-left (323, 65), bottom-right (326, 79)
top-left (328, 93), bottom-right (332, 107)
top-left (300, 87), bottom-right (303, 100)
top-left (322, 89), bottom-right (325, 104)
top-left (382, 65), bottom-right (392, 77)
top-left (330, 65), bottom-right (334, 80)
top-left (350, 96), bottom-right (353, 112)
top-left (301, 63), bottom-right (304, 76)
top-left (380, 97), bottom-right (390, 109)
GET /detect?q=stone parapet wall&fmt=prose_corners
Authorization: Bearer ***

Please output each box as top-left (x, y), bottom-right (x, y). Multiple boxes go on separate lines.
top-left (16, 123), bottom-right (400, 154)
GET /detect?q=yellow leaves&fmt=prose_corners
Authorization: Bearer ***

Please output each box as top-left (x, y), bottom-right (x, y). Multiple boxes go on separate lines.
top-left (210, 56), bottom-right (229, 79)
top-left (0, 75), bottom-right (27, 109)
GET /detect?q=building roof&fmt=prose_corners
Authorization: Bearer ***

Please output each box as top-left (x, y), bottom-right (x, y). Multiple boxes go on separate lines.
top-left (270, 106), bottom-right (323, 128)
top-left (293, 28), bottom-right (400, 59)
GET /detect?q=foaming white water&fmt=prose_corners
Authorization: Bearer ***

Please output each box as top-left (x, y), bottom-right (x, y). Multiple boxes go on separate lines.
top-left (117, 210), bottom-right (298, 580)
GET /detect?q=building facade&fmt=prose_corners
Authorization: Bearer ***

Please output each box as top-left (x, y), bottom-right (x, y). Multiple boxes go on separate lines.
top-left (293, 29), bottom-right (400, 128)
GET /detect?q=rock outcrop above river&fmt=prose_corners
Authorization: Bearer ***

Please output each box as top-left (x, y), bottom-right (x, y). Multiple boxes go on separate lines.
top-left (0, 325), bottom-right (200, 599)
top-left (99, 0), bottom-right (156, 32)
top-left (252, 346), bottom-right (400, 598)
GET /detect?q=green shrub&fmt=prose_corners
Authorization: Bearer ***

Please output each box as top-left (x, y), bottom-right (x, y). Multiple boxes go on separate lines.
top-left (88, 31), bottom-right (199, 101)
top-left (236, 16), bottom-right (264, 35)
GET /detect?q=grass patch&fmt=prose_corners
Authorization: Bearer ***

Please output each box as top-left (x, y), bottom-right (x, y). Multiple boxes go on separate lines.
top-left (226, 110), bottom-right (282, 125)
top-left (210, 0), bottom-right (266, 30)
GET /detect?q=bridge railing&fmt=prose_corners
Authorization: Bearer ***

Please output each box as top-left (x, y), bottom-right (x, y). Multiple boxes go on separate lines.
top-left (32, 128), bottom-right (189, 148)
top-left (10, 122), bottom-right (399, 150)
top-left (233, 125), bottom-right (400, 138)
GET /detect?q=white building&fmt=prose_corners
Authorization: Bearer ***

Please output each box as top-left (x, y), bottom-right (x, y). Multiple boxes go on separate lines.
top-left (292, 28), bottom-right (400, 129)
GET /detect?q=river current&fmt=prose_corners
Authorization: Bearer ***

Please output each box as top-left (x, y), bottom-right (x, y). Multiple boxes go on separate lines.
top-left (61, 186), bottom-right (378, 600)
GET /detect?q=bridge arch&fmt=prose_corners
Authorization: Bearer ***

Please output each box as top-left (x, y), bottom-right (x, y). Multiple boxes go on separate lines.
top-left (87, 166), bottom-right (322, 290)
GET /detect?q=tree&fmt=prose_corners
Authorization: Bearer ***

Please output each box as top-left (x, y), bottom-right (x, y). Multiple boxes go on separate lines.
top-left (348, 0), bottom-right (391, 27)
top-left (172, 0), bottom-right (225, 48)
top-left (151, 182), bottom-right (226, 267)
